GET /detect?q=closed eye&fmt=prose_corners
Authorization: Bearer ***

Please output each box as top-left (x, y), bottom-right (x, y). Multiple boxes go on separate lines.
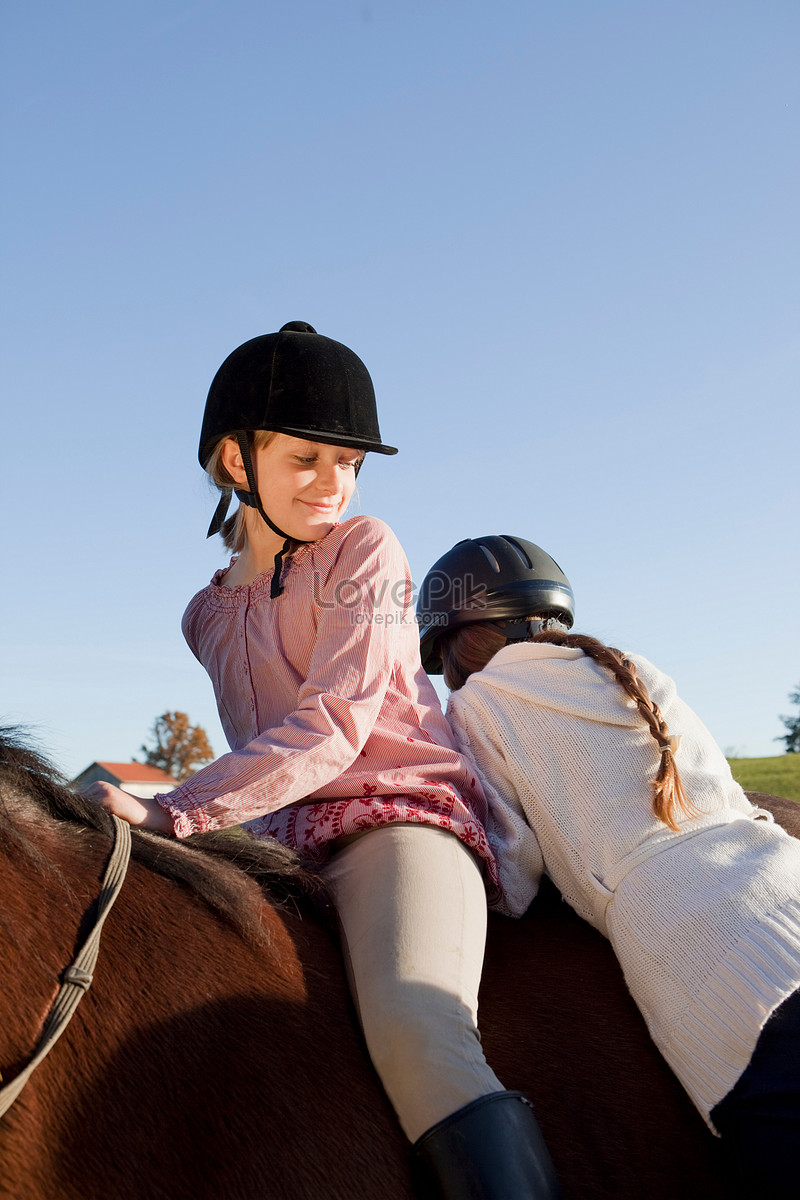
top-left (292, 454), bottom-right (361, 469)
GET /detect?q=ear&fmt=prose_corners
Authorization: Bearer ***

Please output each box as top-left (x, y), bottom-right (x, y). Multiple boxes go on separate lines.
top-left (219, 438), bottom-right (249, 489)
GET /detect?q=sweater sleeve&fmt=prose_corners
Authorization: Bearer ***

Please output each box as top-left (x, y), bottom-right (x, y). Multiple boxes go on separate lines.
top-left (447, 688), bottom-right (544, 917)
top-left (158, 520), bottom-right (410, 837)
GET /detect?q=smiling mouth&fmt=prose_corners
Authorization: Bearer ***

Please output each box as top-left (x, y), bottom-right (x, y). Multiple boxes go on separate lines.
top-left (301, 499), bottom-right (341, 513)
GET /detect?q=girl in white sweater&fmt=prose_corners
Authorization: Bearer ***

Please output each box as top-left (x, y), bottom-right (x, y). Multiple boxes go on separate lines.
top-left (417, 534), bottom-right (800, 1200)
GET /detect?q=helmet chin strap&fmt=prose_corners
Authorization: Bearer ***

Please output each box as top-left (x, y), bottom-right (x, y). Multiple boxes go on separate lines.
top-left (204, 432), bottom-right (304, 599)
top-left (236, 431), bottom-right (304, 599)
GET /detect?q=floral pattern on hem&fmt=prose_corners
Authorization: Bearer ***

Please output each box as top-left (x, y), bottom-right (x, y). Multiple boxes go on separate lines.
top-left (245, 793), bottom-right (501, 906)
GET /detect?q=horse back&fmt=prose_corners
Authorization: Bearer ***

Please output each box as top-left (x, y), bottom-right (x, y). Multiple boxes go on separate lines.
top-left (478, 791), bottom-right (798, 1199)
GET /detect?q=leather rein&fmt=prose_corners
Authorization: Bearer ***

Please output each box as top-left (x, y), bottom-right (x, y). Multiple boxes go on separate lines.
top-left (0, 814), bottom-right (132, 1118)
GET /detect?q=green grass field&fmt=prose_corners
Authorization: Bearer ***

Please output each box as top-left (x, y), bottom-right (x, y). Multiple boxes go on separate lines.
top-left (727, 755), bottom-right (800, 803)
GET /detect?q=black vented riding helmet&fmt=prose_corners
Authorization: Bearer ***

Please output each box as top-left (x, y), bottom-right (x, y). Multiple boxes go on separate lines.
top-left (417, 535), bottom-right (575, 674)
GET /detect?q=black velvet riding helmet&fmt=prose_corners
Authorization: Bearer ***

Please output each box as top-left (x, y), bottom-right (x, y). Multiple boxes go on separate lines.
top-left (199, 320), bottom-right (398, 467)
top-left (200, 321), bottom-right (397, 597)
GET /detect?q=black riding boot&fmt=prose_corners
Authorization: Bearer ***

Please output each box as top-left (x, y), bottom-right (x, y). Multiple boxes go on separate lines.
top-left (411, 1090), bottom-right (562, 1200)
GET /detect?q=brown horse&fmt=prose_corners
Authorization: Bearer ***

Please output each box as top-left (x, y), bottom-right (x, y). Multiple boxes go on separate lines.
top-left (1, 731), bottom-right (798, 1199)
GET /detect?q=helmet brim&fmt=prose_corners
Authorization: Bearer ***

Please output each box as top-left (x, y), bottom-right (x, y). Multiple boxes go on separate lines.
top-left (261, 424), bottom-right (398, 456)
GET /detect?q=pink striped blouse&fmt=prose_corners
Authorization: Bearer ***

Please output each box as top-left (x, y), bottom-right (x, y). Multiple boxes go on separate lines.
top-left (156, 515), bottom-right (498, 890)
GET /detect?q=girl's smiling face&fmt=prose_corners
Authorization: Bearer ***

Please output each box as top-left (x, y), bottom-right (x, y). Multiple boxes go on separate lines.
top-left (224, 432), bottom-right (362, 546)
top-left (256, 433), bottom-right (361, 541)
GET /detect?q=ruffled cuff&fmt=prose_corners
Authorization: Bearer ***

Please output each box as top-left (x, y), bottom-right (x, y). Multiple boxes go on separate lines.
top-left (154, 789), bottom-right (211, 839)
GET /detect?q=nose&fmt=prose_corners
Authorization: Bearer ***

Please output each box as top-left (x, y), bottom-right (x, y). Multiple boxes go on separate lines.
top-left (314, 459), bottom-right (342, 494)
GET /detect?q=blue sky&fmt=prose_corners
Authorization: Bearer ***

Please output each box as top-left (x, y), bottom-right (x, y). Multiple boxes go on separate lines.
top-left (2, 0), bottom-right (798, 778)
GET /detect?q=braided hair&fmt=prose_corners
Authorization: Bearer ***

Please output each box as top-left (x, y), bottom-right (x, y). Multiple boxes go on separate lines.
top-left (531, 629), bottom-right (700, 831)
top-left (439, 621), bottom-right (699, 831)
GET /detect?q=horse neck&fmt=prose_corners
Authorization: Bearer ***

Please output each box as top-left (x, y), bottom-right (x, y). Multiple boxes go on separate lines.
top-left (0, 817), bottom-right (106, 1075)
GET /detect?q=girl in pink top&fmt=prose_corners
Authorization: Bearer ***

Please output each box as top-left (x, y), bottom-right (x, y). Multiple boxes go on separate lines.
top-left (85, 323), bottom-right (561, 1200)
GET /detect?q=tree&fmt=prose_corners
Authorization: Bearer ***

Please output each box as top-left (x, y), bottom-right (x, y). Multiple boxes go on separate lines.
top-left (775, 684), bottom-right (800, 754)
top-left (140, 712), bottom-right (215, 782)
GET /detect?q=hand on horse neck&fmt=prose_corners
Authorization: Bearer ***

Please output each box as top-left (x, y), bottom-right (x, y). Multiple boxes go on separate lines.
top-left (82, 781), bottom-right (175, 833)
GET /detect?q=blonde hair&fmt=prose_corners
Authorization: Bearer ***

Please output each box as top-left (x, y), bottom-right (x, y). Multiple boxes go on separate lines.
top-left (440, 621), bottom-right (699, 832)
top-left (204, 430), bottom-right (276, 553)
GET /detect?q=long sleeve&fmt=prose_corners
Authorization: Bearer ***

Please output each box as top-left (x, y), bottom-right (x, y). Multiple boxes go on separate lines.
top-left (159, 519), bottom-right (410, 836)
top-left (447, 689), bottom-right (544, 916)
top-left (449, 644), bottom-right (800, 1126)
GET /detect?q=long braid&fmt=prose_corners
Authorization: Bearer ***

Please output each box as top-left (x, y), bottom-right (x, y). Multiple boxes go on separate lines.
top-left (532, 629), bottom-right (700, 831)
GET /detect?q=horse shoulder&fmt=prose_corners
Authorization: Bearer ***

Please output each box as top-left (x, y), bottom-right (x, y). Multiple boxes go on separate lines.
top-left (746, 790), bottom-right (800, 837)
top-left (1, 833), bottom-right (411, 1200)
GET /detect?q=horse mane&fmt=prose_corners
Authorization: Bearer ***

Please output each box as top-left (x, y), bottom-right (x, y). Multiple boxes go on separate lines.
top-left (0, 728), bottom-right (326, 946)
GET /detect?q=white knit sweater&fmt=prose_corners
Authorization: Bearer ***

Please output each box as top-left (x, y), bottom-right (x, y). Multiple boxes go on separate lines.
top-left (447, 642), bottom-right (800, 1129)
